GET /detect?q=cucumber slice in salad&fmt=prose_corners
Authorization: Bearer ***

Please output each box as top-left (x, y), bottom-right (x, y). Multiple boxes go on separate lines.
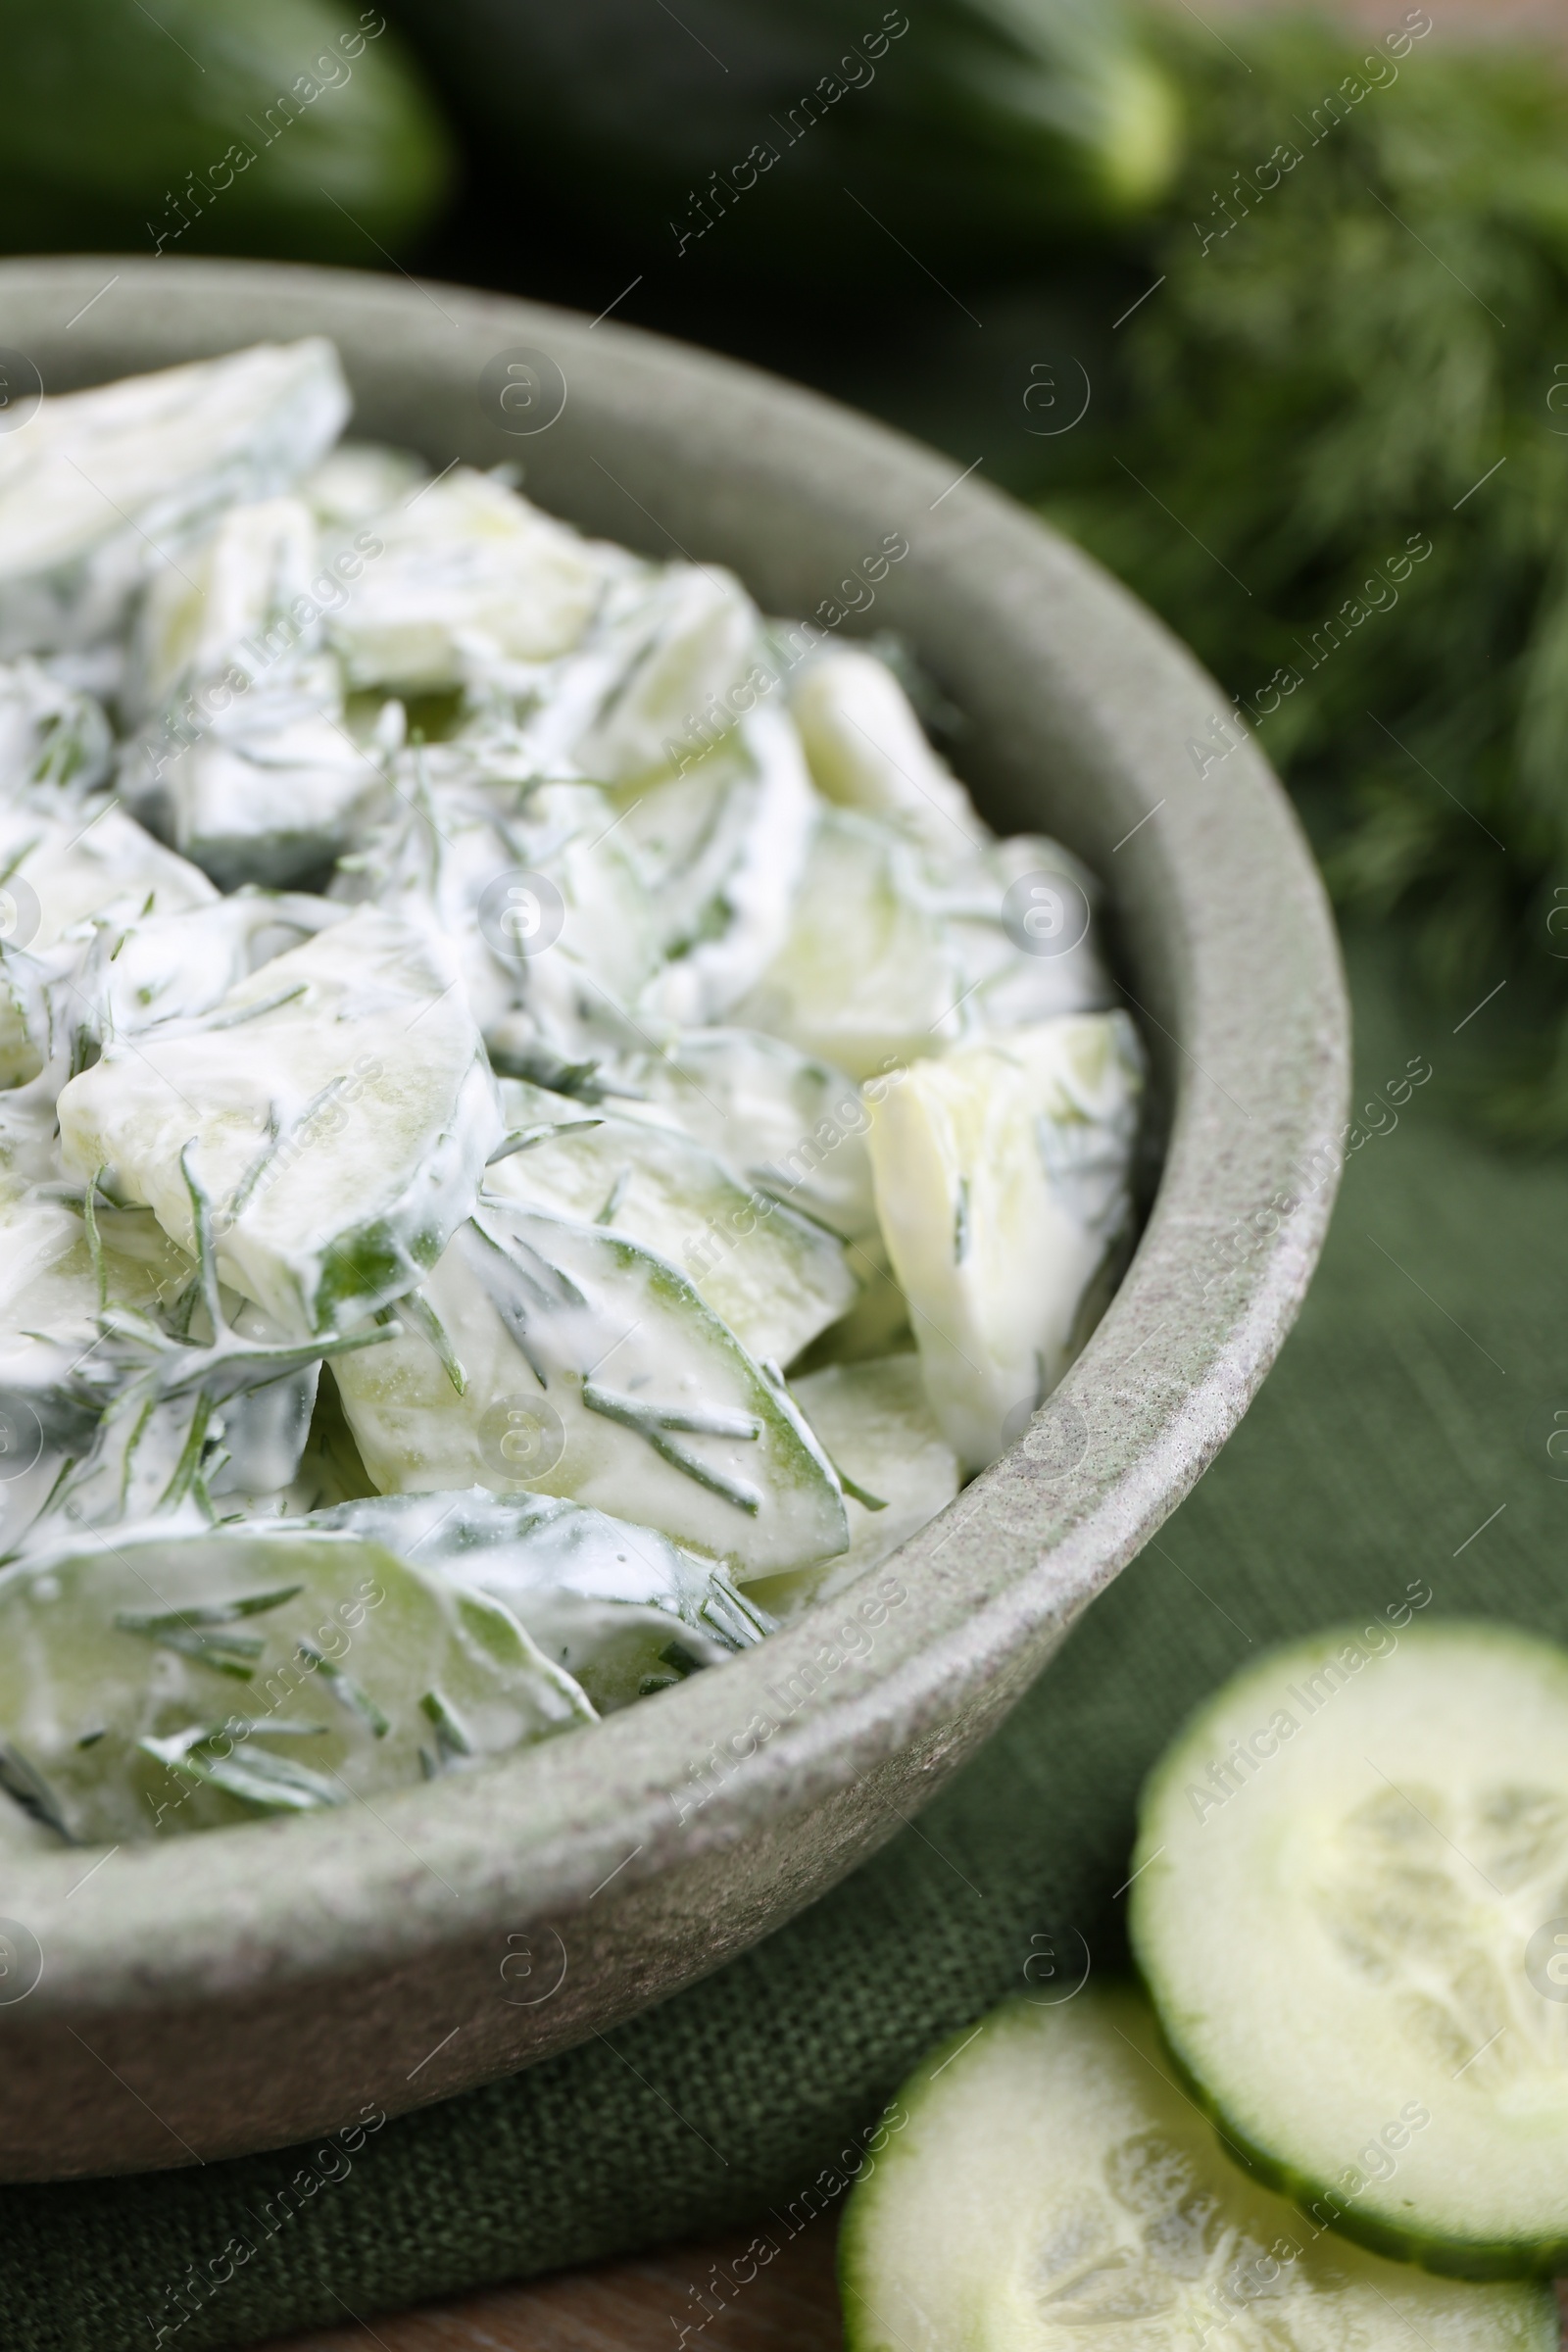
top-left (750, 1356), bottom-right (957, 1620)
top-left (327, 466), bottom-right (606, 691)
top-left (341, 765), bottom-right (664, 1083)
top-left (56, 903), bottom-right (501, 1337)
top-left (609, 1026), bottom-right (878, 1243)
top-left (634, 702), bottom-right (817, 1027)
top-left (330, 1199), bottom-right (849, 1580)
top-left (736, 807), bottom-right (959, 1080)
top-left (841, 1986), bottom-right (1555, 2352)
top-left (789, 645), bottom-right (988, 856)
top-left (866, 1012), bottom-right (1142, 1471)
top-left (305, 1485), bottom-right (769, 1714)
top-left (0, 339), bottom-right (349, 660)
top-left (0, 1525), bottom-right (592, 1843)
top-left (486, 1075), bottom-right (856, 1367)
top-left (1131, 1622), bottom-right (1568, 2278)
top-left (0, 656), bottom-right (114, 801)
top-left (0, 803), bottom-right (218, 1091)
top-left (0, 1190), bottom-right (190, 1536)
top-left (0, 796), bottom-right (216, 952)
top-left (572, 563), bottom-right (760, 786)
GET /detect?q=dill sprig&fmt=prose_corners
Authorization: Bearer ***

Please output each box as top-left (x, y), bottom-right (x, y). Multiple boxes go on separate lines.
top-left (1046, 13), bottom-right (1568, 1136)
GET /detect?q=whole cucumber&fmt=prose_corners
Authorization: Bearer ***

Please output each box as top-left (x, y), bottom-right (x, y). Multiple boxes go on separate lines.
top-left (381, 0), bottom-right (1180, 271)
top-left (0, 0), bottom-right (454, 265)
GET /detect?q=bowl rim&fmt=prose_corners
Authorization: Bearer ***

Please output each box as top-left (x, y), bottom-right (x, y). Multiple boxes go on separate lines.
top-left (0, 255), bottom-right (1349, 2033)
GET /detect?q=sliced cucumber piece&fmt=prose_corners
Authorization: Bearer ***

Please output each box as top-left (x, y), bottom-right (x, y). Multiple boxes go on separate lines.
top-left (573, 563), bottom-right (760, 785)
top-left (0, 655), bottom-right (114, 800)
top-left (788, 645), bottom-right (987, 856)
top-left (299, 443), bottom-right (429, 540)
top-left (330, 1200), bottom-right (849, 1580)
top-left (125, 494), bottom-right (318, 721)
top-left (303, 1486), bottom-right (769, 1714)
top-left (0, 340), bottom-right (349, 659)
top-left (735, 808), bottom-right (960, 1080)
top-left (468, 775), bottom-right (665, 1076)
top-left (867, 1013), bottom-right (1142, 1470)
top-left (749, 1356), bottom-right (957, 1620)
top-left (0, 798), bottom-right (219, 1084)
top-left (610, 1026), bottom-right (877, 1242)
top-left (0, 1189), bottom-right (191, 1544)
top-left (11, 1206), bottom-right (393, 1551)
top-left (842, 1987), bottom-right (1555, 2352)
top-left (92, 891), bottom-right (347, 1040)
top-left (633, 703), bottom-right (817, 1025)
top-left (138, 650), bottom-right (386, 889)
top-left (119, 494), bottom-right (389, 886)
top-left (349, 767), bottom-right (664, 1088)
top-left (0, 1526), bottom-right (593, 1844)
top-left (1131, 1621), bottom-right (1568, 2278)
top-left (56, 904), bottom-right (502, 1336)
top-left (0, 1186), bottom-right (186, 1394)
top-left (328, 467), bottom-right (606, 691)
top-left (937, 833), bottom-right (1116, 1037)
top-left (0, 797), bottom-right (216, 951)
top-left (486, 1076), bottom-right (855, 1366)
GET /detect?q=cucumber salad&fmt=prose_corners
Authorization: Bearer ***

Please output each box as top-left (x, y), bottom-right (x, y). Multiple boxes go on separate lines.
top-left (0, 337), bottom-right (1141, 1847)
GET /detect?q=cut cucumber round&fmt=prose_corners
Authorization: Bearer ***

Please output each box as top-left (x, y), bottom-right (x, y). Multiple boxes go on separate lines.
top-left (840, 1987), bottom-right (1555, 2352)
top-left (1130, 1620), bottom-right (1568, 2277)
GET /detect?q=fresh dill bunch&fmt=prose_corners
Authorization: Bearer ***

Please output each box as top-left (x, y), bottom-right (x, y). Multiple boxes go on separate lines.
top-left (1047, 12), bottom-right (1568, 1136)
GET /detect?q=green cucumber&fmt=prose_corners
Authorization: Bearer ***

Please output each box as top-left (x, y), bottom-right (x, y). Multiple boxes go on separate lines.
top-left (122, 494), bottom-right (385, 888)
top-left (574, 564), bottom-right (760, 789)
top-left (380, 0), bottom-right (1179, 271)
top-left (487, 1076), bottom-right (856, 1366)
top-left (0, 790), bottom-right (217, 1082)
top-left (1131, 1621), bottom-right (1568, 2278)
top-left (632, 704), bottom-right (818, 1028)
top-left (0, 341), bottom-right (351, 661)
top-left (0, 0), bottom-right (451, 265)
top-left (610, 1026), bottom-right (877, 1244)
top-left (330, 1199), bottom-right (850, 1579)
top-left (790, 646), bottom-right (988, 857)
top-left (840, 1986), bottom-right (1555, 2352)
top-left (866, 1010), bottom-right (1141, 1471)
top-left (56, 903), bottom-right (501, 1337)
top-left (0, 1525), bottom-right (592, 1847)
top-left (342, 764), bottom-right (664, 1089)
top-left (327, 468), bottom-right (605, 692)
top-left (735, 808), bottom-right (959, 1080)
top-left (304, 1486), bottom-right (770, 1713)
top-left (0, 1190), bottom-right (189, 1517)
top-left (749, 1355), bottom-right (957, 1619)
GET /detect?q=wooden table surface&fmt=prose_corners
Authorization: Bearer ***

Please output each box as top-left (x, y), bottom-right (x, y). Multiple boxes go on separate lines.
top-left (258, 2222), bottom-right (842, 2352)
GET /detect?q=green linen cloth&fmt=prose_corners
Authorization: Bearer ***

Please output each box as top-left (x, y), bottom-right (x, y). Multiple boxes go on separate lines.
top-left (2, 938), bottom-right (1554, 2352)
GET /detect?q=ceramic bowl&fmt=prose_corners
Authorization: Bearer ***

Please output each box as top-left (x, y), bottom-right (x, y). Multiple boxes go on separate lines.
top-left (0, 257), bottom-right (1348, 2180)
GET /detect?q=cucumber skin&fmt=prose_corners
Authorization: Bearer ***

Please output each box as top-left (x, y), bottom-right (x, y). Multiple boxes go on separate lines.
top-left (1131, 1971), bottom-right (1568, 2284)
top-left (1129, 1622), bottom-right (1568, 2284)
top-left (0, 0), bottom-right (453, 262)
top-left (380, 0), bottom-right (1181, 268)
top-left (837, 2012), bottom-right (988, 2352)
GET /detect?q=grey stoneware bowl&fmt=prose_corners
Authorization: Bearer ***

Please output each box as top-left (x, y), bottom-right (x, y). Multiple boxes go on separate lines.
top-left (0, 257), bottom-right (1348, 2181)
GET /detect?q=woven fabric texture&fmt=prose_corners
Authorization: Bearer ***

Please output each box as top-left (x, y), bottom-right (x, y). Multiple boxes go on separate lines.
top-left (1, 944), bottom-right (1552, 2352)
